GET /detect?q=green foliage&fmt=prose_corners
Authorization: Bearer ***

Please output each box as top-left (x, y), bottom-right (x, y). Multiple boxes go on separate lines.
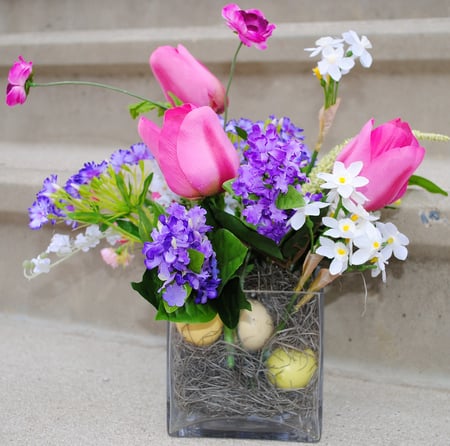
top-left (409, 175), bottom-right (448, 196)
top-left (128, 100), bottom-right (169, 119)
top-left (210, 207), bottom-right (284, 260)
top-left (211, 276), bottom-right (250, 329)
top-left (210, 228), bottom-right (248, 292)
top-left (131, 269), bottom-right (217, 323)
top-left (276, 185), bottom-right (306, 210)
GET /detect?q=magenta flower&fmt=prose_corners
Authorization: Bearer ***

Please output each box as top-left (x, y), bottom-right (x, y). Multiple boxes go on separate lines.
top-left (138, 104), bottom-right (239, 198)
top-left (336, 118), bottom-right (426, 211)
top-left (150, 44), bottom-right (227, 114)
top-left (6, 56), bottom-right (33, 106)
top-left (222, 3), bottom-right (276, 50)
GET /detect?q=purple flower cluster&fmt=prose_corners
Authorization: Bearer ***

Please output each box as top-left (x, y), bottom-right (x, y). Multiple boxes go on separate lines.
top-left (142, 203), bottom-right (220, 307)
top-left (231, 117), bottom-right (311, 243)
top-left (28, 143), bottom-right (151, 229)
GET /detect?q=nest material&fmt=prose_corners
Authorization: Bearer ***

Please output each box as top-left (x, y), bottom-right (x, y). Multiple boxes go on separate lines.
top-left (168, 262), bottom-right (322, 423)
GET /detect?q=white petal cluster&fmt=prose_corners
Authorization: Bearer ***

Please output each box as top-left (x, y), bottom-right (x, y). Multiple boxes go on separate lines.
top-left (314, 161), bottom-right (409, 282)
top-left (23, 225), bottom-right (110, 279)
top-left (305, 30), bottom-right (373, 81)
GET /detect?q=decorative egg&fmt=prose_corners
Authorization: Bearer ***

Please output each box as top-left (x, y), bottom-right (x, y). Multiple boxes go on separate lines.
top-left (237, 299), bottom-right (274, 351)
top-left (266, 347), bottom-right (317, 389)
top-left (175, 314), bottom-right (223, 347)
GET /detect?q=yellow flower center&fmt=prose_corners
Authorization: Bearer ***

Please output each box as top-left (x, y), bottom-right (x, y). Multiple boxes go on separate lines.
top-left (338, 177), bottom-right (346, 184)
top-left (372, 241), bottom-right (380, 249)
top-left (337, 247), bottom-right (346, 256)
top-left (351, 214), bottom-right (359, 222)
top-left (387, 236), bottom-right (394, 245)
top-left (312, 67), bottom-right (322, 81)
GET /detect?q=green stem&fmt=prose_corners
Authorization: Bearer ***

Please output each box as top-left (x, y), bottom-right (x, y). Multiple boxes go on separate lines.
top-left (223, 326), bottom-right (236, 368)
top-left (223, 41), bottom-right (244, 128)
top-left (30, 81), bottom-right (169, 111)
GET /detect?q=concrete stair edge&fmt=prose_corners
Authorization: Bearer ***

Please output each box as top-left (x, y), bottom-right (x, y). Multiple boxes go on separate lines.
top-left (1, 18), bottom-right (450, 67)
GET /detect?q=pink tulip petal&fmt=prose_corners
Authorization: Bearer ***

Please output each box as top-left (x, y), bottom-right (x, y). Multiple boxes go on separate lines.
top-left (360, 145), bottom-right (425, 210)
top-left (138, 117), bottom-right (162, 160)
top-left (370, 119), bottom-right (419, 157)
top-left (337, 119), bottom-right (374, 165)
top-left (177, 106), bottom-right (239, 196)
top-left (157, 105), bottom-right (202, 198)
top-left (150, 44), bottom-right (226, 113)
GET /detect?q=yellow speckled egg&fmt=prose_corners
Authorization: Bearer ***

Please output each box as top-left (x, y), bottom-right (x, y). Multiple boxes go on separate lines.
top-left (237, 299), bottom-right (274, 351)
top-left (176, 314), bottom-right (223, 347)
top-left (266, 347), bottom-right (317, 389)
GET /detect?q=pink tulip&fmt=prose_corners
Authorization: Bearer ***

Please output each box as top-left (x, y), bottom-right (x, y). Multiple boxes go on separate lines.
top-left (150, 44), bottom-right (227, 114)
top-left (222, 3), bottom-right (276, 50)
top-left (6, 56), bottom-right (33, 106)
top-left (138, 104), bottom-right (239, 198)
top-left (336, 118), bottom-right (425, 211)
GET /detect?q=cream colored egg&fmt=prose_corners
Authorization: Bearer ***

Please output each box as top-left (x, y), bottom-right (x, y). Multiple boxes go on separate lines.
top-left (237, 299), bottom-right (274, 351)
top-left (176, 314), bottom-right (223, 347)
top-left (266, 347), bottom-right (317, 389)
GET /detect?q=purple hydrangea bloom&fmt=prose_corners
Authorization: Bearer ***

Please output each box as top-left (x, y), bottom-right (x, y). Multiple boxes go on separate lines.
top-left (142, 203), bottom-right (220, 307)
top-left (110, 142), bottom-right (152, 173)
top-left (231, 118), bottom-right (311, 243)
top-left (28, 174), bottom-right (65, 229)
top-left (64, 160), bottom-right (108, 198)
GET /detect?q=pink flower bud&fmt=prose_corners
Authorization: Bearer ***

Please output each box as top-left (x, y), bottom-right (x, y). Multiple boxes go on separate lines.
top-left (150, 44), bottom-right (227, 114)
top-left (138, 104), bottom-right (239, 198)
top-left (337, 118), bottom-right (425, 211)
top-left (222, 3), bottom-right (276, 50)
top-left (6, 56), bottom-right (33, 106)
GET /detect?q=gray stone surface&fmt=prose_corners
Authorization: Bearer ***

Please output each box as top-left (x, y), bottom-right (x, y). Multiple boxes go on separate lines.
top-left (1, 314), bottom-right (449, 446)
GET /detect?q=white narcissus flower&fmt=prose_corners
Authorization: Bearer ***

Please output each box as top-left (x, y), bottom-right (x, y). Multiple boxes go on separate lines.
top-left (317, 45), bottom-right (355, 82)
top-left (318, 161), bottom-right (369, 200)
top-left (304, 36), bottom-right (344, 57)
top-left (342, 30), bottom-right (373, 68)
top-left (376, 221), bottom-right (409, 261)
top-left (351, 222), bottom-right (383, 265)
top-left (289, 197), bottom-right (329, 230)
top-left (322, 216), bottom-right (357, 239)
top-left (316, 236), bottom-right (349, 275)
top-left (370, 253), bottom-right (388, 283)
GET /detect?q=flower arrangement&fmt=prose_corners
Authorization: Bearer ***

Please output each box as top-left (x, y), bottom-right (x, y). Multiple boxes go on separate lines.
top-left (6, 2), bottom-right (448, 441)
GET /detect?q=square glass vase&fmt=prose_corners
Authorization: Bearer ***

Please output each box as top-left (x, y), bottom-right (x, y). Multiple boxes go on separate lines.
top-left (167, 289), bottom-right (323, 442)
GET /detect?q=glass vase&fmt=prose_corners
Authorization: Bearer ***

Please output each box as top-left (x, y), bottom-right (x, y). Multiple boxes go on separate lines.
top-left (167, 287), bottom-right (324, 442)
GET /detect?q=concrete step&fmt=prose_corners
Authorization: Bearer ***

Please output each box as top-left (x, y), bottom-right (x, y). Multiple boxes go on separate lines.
top-left (1, 0), bottom-right (448, 33)
top-left (1, 313), bottom-right (449, 446)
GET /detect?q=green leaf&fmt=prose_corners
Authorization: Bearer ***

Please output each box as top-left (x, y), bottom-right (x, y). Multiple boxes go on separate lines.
top-left (114, 172), bottom-right (132, 207)
top-left (210, 228), bottom-right (248, 290)
top-left (211, 277), bottom-right (251, 329)
top-left (276, 185), bottom-right (305, 210)
top-left (156, 296), bottom-right (217, 324)
top-left (131, 268), bottom-right (162, 310)
top-left (235, 126), bottom-right (248, 140)
top-left (409, 175), bottom-right (448, 196)
top-left (131, 270), bottom-right (217, 323)
top-left (137, 173), bottom-right (154, 206)
top-left (116, 219), bottom-right (140, 239)
top-left (65, 211), bottom-right (103, 225)
top-left (210, 208), bottom-right (284, 260)
top-left (128, 100), bottom-right (170, 119)
top-left (167, 92), bottom-right (184, 106)
top-left (137, 207), bottom-right (155, 242)
top-left (221, 178), bottom-right (235, 196)
top-left (188, 249), bottom-right (205, 274)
